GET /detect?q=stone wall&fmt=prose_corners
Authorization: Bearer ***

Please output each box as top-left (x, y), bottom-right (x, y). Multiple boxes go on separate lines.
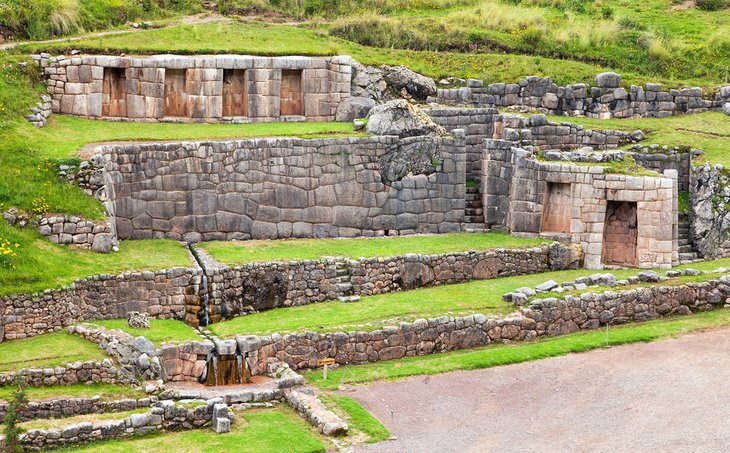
top-left (39, 54), bottom-right (351, 123)
top-left (101, 134), bottom-right (466, 242)
top-left (0, 265), bottom-right (201, 342)
top-left (629, 144), bottom-right (701, 193)
top-left (37, 214), bottom-right (115, 252)
top-left (25, 94), bottom-right (52, 128)
top-left (0, 359), bottom-right (125, 387)
top-left (428, 108), bottom-right (498, 180)
top-left (482, 140), bottom-right (678, 269)
top-left (0, 395), bottom-right (156, 423)
top-left (196, 243), bottom-right (582, 325)
top-left (235, 277), bottom-right (730, 372)
top-left (15, 401), bottom-right (225, 450)
top-left (429, 73), bottom-right (722, 118)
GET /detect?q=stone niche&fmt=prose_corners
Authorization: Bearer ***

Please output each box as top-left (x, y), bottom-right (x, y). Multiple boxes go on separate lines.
top-left (482, 139), bottom-right (678, 269)
top-left (43, 55), bottom-right (353, 123)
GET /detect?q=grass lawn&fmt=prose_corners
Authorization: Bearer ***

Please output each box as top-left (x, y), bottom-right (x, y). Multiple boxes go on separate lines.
top-left (306, 309), bottom-right (730, 390)
top-left (207, 257), bottom-right (730, 338)
top-left (548, 112), bottom-right (730, 167)
top-left (88, 319), bottom-right (202, 346)
top-left (0, 224), bottom-right (191, 296)
top-left (0, 331), bottom-right (106, 372)
top-left (20, 115), bottom-right (361, 161)
top-left (319, 394), bottom-right (391, 443)
top-left (199, 232), bottom-right (546, 265)
top-left (0, 383), bottom-right (145, 403)
top-left (18, 20), bottom-right (703, 88)
top-left (56, 408), bottom-right (327, 453)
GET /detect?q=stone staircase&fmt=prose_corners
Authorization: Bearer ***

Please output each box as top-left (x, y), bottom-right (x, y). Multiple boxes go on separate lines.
top-left (678, 215), bottom-right (700, 264)
top-left (464, 186), bottom-right (488, 233)
top-left (335, 260), bottom-right (360, 302)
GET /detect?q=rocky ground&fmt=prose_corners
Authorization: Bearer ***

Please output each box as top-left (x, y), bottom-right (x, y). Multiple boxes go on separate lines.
top-left (348, 326), bottom-right (730, 452)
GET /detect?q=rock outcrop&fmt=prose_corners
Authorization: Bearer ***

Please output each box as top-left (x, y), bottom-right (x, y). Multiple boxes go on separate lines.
top-left (366, 99), bottom-right (445, 137)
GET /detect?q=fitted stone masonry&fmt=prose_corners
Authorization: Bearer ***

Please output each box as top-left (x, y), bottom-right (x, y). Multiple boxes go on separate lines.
top-left (39, 54), bottom-right (352, 123)
top-left (100, 134), bottom-right (466, 242)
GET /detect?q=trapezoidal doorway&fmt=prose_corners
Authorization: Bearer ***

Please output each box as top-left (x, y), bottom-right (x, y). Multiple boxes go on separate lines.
top-left (280, 69), bottom-right (304, 116)
top-left (164, 69), bottom-right (188, 117)
top-left (541, 182), bottom-right (572, 234)
top-left (102, 67), bottom-right (127, 117)
top-left (222, 69), bottom-right (248, 117)
top-left (602, 200), bottom-right (638, 267)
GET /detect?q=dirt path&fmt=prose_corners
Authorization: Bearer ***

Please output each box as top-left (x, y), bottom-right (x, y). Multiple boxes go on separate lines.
top-left (348, 327), bottom-right (730, 452)
top-left (0, 14), bottom-right (231, 51)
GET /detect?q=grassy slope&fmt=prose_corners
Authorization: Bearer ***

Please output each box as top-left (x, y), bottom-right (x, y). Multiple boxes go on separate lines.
top-left (57, 408), bottom-right (327, 453)
top-left (19, 20), bottom-right (694, 88)
top-left (0, 383), bottom-right (145, 402)
top-left (200, 232), bottom-right (546, 265)
top-left (548, 111), bottom-right (730, 166)
top-left (306, 309), bottom-right (730, 390)
top-left (320, 394), bottom-right (391, 443)
top-left (208, 257), bottom-right (730, 338)
top-left (88, 320), bottom-right (201, 346)
top-left (0, 331), bottom-right (106, 372)
top-left (0, 225), bottom-right (190, 296)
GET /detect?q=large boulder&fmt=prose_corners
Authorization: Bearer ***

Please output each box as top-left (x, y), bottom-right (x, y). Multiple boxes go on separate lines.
top-left (594, 72), bottom-right (622, 89)
top-left (366, 100), bottom-right (444, 137)
top-left (722, 102), bottom-right (730, 116)
top-left (382, 65), bottom-right (437, 100)
top-left (335, 96), bottom-right (376, 122)
top-left (91, 232), bottom-right (114, 253)
top-left (351, 62), bottom-right (390, 102)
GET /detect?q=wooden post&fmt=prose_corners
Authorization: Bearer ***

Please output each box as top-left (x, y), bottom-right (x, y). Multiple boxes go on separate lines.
top-left (323, 364), bottom-right (328, 380)
top-left (317, 358), bottom-right (336, 381)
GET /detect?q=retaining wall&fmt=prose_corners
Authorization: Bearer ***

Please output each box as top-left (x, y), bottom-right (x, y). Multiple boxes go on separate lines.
top-left (0, 395), bottom-right (156, 423)
top-left (0, 359), bottom-right (125, 388)
top-left (235, 277), bottom-right (730, 371)
top-left (101, 134), bottom-right (466, 242)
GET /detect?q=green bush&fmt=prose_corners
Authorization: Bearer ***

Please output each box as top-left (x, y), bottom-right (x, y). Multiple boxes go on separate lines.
top-left (696, 0), bottom-right (728, 11)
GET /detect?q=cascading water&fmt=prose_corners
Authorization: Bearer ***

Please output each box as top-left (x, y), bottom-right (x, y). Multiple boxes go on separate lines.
top-left (200, 273), bottom-right (211, 327)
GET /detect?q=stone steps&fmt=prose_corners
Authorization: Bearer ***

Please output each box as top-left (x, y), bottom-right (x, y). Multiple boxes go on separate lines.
top-left (464, 223), bottom-right (490, 233)
top-left (465, 186), bottom-right (484, 225)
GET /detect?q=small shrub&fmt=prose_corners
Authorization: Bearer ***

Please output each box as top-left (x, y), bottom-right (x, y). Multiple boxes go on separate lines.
top-left (617, 16), bottom-right (646, 31)
top-left (31, 197), bottom-right (50, 216)
top-left (601, 5), bottom-right (614, 19)
top-left (3, 379), bottom-right (28, 453)
top-left (520, 26), bottom-right (545, 47)
top-left (696, 0), bottom-right (729, 10)
top-left (0, 237), bottom-right (19, 270)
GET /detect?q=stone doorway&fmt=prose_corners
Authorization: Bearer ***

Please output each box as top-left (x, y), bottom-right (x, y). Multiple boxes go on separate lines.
top-left (102, 67), bottom-right (127, 117)
top-left (280, 69), bottom-right (304, 116)
top-left (222, 69), bottom-right (248, 117)
top-left (541, 182), bottom-right (571, 234)
top-left (164, 69), bottom-right (188, 117)
top-left (602, 200), bottom-right (638, 266)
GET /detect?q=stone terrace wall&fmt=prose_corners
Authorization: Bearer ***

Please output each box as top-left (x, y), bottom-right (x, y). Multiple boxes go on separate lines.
top-left (198, 243), bottom-right (582, 325)
top-left (429, 74), bottom-right (724, 118)
top-left (0, 266), bottom-right (201, 342)
top-left (101, 134), bottom-right (466, 242)
top-left (39, 54), bottom-right (352, 123)
top-left (238, 277), bottom-right (730, 371)
top-left (0, 359), bottom-right (125, 388)
top-left (0, 395), bottom-right (156, 423)
top-left (16, 402), bottom-right (222, 451)
top-left (428, 108), bottom-right (498, 180)
top-left (37, 214), bottom-right (114, 251)
top-left (630, 145), bottom-right (701, 193)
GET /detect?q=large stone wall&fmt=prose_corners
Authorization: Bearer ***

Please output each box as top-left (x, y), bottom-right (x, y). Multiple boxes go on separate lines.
top-left (0, 359), bottom-right (125, 388)
top-left (0, 265), bottom-right (201, 342)
top-left (198, 243), bottom-right (582, 325)
top-left (0, 395), bottom-right (156, 423)
top-left (430, 73), bottom-right (724, 118)
top-left (39, 54), bottom-right (352, 123)
top-left (235, 277), bottom-right (730, 372)
top-left (101, 134), bottom-right (466, 242)
top-left (482, 140), bottom-right (678, 269)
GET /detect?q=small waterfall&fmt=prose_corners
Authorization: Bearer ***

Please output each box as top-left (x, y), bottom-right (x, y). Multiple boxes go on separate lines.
top-left (212, 354), bottom-right (219, 386)
top-left (201, 352), bottom-right (251, 386)
top-left (200, 273), bottom-right (211, 327)
top-left (236, 353), bottom-right (244, 384)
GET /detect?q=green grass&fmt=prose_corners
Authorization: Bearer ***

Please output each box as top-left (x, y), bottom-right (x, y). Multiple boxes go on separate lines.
top-left (305, 309), bottom-right (730, 390)
top-left (0, 383), bottom-right (145, 402)
top-left (200, 232), bottom-right (546, 265)
top-left (21, 115), bottom-right (361, 160)
top-left (0, 331), bottom-right (106, 372)
top-left (56, 408), bottom-right (327, 453)
top-left (547, 112), bottom-right (730, 167)
top-left (21, 407), bottom-right (150, 430)
top-left (319, 394), bottom-right (391, 443)
top-left (0, 223), bottom-right (191, 296)
top-left (87, 319), bottom-right (201, 346)
top-left (208, 257), bottom-right (730, 338)
top-left (18, 19), bottom-right (703, 88)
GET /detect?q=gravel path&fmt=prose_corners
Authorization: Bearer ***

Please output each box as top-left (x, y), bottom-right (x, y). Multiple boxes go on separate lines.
top-left (348, 327), bottom-right (730, 453)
